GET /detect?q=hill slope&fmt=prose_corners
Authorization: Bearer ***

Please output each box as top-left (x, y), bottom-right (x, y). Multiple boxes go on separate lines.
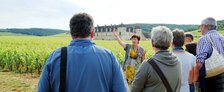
top-left (0, 28), bottom-right (66, 36)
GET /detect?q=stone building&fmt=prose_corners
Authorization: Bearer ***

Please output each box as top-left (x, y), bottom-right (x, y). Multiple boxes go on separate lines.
top-left (94, 24), bottom-right (146, 40)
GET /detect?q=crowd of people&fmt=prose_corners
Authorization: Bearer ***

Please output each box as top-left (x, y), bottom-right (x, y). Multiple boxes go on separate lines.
top-left (37, 13), bottom-right (224, 92)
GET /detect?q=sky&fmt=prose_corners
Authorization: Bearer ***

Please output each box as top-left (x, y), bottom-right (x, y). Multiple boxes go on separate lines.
top-left (0, 0), bottom-right (223, 30)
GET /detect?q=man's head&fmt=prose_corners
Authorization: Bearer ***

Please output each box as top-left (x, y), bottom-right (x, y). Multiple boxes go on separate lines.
top-left (185, 33), bottom-right (194, 43)
top-left (200, 17), bottom-right (217, 35)
top-left (131, 35), bottom-right (140, 45)
top-left (70, 13), bottom-right (94, 39)
top-left (151, 26), bottom-right (173, 50)
top-left (172, 29), bottom-right (185, 48)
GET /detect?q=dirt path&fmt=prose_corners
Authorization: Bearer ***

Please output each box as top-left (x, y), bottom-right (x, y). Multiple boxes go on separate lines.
top-left (0, 72), bottom-right (39, 92)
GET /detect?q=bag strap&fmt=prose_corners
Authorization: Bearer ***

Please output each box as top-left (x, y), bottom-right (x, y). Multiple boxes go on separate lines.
top-left (147, 59), bottom-right (173, 92)
top-left (208, 36), bottom-right (217, 49)
top-left (60, 47), bottom-right (67, 92)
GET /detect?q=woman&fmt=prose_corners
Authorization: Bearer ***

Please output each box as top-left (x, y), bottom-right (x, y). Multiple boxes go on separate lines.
top-left (172, 29), bottom-right (196, 92)
top-left (113, 29), bottom-right (146, 84)
top-left (131, 26), bottom-right (181, 92)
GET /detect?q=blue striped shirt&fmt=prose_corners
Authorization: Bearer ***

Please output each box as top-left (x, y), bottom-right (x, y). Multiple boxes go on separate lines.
top-left (196, 30), bottom-right (224, 63)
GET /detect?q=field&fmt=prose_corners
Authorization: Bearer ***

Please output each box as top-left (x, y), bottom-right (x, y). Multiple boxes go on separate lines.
top-left (0, 35), bottom-right (154, 91)
top-left (0, 30), bottom-right (224, 91)
top-left (0, 36), bottom-right (154, 73)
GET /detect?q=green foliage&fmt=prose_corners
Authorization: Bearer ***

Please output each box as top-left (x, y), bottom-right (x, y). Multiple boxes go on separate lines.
top-left (126, 23), bottom-right (199, 32)
top-left (0, 36), bottom-right (154, 74)
top-left (218, 20), bottom-right (224, 31)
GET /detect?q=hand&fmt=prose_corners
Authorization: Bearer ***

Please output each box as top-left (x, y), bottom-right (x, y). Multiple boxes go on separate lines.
top-left (113, 29), bottom-right (118, 37)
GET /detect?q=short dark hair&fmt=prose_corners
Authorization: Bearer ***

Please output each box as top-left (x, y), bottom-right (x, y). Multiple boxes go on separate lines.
top-left (131, 35), bottom-right (141, 41)
top-left (172, 29), bottom-right (185, 47)
top-left (70, 13), bottom-right (94, 38)
top-left (185, 33), bottom-right (194, 41)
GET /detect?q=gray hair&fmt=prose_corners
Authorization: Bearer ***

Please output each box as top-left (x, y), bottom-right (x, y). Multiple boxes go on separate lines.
top-left (201, 17), bottom-right (217, 30)
top-left (151, 26), bottom-right (173, 50)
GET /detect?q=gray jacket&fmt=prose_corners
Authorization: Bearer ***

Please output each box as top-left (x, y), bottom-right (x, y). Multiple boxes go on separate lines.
top-left (131, 50), bottom-right (181, 92)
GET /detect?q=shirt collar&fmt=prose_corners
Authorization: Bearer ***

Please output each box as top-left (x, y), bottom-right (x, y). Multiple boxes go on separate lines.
top-left (204, 30), bottom-right (216, 35)
top-left (69, 39), bottom-right (95, 46)
top-left (172, 47), bottom-right (184, 52)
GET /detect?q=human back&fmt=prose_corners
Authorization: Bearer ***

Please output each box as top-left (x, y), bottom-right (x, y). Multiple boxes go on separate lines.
top-left (174, 52), bottom-right (195, 92)
top-left (37, 13), bottom-right (128, 92)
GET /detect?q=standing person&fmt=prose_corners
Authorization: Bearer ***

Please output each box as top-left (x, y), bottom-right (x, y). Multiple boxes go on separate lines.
top-left (38, 13), bottom-right (128, 92)
top-left (131, 26), bottom-right (181, 92)
top-left (113, 30), bottom-right (146, 84)
top-left (184, 33), bottom-right (198, 92)
top-left (172, 29), bottom-right (196, 92)
top-left (196, 17), bottom-right (224, 92)
top-left (185, 33), bottom-right (197, 56)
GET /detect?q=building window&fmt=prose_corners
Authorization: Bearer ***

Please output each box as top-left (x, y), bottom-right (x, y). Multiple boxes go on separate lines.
top-left (103, 28), bottom-right (106, 32)
top-left (130, 28), bottom-right (133, 32)
top-left (98, 28), bottom-right (101, 32)
top-left (95, 28), bottom-right (98, 32)
top-left (119, 32), bottom-right (121, 36)
top-left (107, 27), bottom-right (111, 32)
top-left (126, 28), bottom-right (129, 32)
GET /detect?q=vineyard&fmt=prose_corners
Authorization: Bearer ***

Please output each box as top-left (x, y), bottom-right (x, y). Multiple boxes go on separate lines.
top-left (0, 36), bottom-right (154, 74)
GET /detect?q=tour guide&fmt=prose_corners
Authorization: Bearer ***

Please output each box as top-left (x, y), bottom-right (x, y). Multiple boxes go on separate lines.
top-left (113, 30), bottom-right (146, 84)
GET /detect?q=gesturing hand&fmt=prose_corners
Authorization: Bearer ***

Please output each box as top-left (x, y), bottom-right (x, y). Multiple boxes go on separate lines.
top-left (113, 29), bottom-right (118, 36)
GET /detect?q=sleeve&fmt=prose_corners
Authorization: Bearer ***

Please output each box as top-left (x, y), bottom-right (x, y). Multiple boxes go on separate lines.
top-left (131, 61), bottom-right (149, 92)
top-left (111, 52), bottom-right (129, 92)
top-left (192, 56), bottom-right (196, 67)
top-left (196, 37), bottom-right (212, 64)
top-left (124, 44), bottom-right (131, 51)
top-left (37, 52), bottom-right (54, 92)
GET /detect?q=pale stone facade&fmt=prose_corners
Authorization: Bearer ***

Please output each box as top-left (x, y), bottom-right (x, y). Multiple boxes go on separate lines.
top-left (94, 25), bottom-right (146, 40)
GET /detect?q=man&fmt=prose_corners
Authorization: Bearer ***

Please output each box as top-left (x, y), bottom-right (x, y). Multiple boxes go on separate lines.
top-left (131, 26), bottom-right (181, 92)
top-left (172, 29), bottom-right (196, 92)
top-left (185, 33), bottom-right (197, 56)
top-left (38, 13), bottom-right (128, 92)
top-left (196, 17), bottom-right (224, 92)
top-left (184, 33), bottom-right (198, 92)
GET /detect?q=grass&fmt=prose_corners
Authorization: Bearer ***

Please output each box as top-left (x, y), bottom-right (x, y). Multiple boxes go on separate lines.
top-left (0, 72), bottom-right (39, 92)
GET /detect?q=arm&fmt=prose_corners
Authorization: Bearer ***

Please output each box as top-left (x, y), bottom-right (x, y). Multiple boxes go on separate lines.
top-left (113, 29), bottom-right (126, 48)
top-left (37, 54), bottom-right (53, 92)
top-left (141, 51), bottom-right (146, 62)
top-left (131, 61), bottom-right (148, 92)
top-left (188, 68), bottom-right (194, 84)
top-left (192, 66), bottom-right (199, 82)
top-left (111, 53), bottom-right (128, 92)
top-left (196, 37), bottom-right (212, 69)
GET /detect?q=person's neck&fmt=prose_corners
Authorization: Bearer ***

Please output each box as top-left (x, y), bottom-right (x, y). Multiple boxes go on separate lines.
top-left (72, 36), bottom-right (92, 40)
top-left (153, 47), bottom-right (164, 53)
top-left (185, 41), bottom-right (192, 44)
top-left (132, 44), bottom-right (138, 49)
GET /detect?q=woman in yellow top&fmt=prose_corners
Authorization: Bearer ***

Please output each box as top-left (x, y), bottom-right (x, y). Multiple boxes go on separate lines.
top-left (113, 29), bottom-right (146, 84)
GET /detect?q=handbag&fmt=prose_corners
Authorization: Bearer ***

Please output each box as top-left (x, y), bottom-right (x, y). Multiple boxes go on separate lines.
top-left (205, 36), bottom-right (224, 78)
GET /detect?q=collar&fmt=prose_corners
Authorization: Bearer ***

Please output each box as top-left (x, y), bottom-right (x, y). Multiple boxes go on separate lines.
top-left (156, 50), bottom-right (169, 54)
top-left (204, 30), bottom-right (217, 35)
top-left (69, 39), bottom-right (95, 46)
top-left (172, 47), bottom-right (184, 52)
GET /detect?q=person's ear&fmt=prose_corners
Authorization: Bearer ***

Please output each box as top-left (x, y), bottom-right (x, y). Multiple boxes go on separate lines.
top-left (90, 31), bottom-right (94, 40)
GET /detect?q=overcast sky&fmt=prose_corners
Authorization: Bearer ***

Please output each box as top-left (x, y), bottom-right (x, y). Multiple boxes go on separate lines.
top-left (0, 0), bottom-right (223, 30)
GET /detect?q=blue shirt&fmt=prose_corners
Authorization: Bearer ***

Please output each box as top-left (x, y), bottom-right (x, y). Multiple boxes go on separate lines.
top-left (196, 30), bottom-right (224, 63)
top-left (38, 39), bottom-right (128, 92)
